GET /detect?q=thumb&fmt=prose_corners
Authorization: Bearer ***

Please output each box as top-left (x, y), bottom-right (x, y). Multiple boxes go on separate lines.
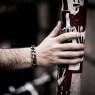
top-left (48, 21), bottom-right (61, 37)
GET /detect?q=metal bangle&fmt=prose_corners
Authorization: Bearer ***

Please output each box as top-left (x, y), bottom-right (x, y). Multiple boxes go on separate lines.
top-left (31, 45), bottom-right (37, 68)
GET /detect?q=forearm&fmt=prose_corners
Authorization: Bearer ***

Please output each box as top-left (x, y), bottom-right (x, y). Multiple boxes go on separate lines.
top-left (0, 21), bottom-right (85, 70)
top-left (0, 48), bottom-right (31, 70)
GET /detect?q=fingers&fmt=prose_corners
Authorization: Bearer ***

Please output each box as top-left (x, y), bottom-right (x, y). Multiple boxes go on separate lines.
top-left (48, 21), bottom-right (61, 37)
top-left (58, 58), bottom-right (82, 65)
top-left (55, 32), bottom-right (81, 43)
top-left (58, 51), bottom-right (84, 58)
top-left (58, 43), bottom-right (85, 51)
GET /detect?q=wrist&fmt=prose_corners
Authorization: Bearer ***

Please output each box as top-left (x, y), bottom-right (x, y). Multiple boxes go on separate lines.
top-left (35, 46), bottom-right (40, 66)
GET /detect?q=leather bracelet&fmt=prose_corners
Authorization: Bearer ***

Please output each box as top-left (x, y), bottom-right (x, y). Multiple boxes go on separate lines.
top-left (31, 45), bottom-right (37, 68)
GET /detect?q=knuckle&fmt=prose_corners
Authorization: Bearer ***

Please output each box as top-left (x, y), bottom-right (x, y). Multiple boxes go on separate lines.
top-left (63, 34), bottom-right (67, 40)
top-left (51, 45), bottom-right (58, 50)
top-left (80, 44), bottom-right (85, 48)
top-left (73, 32), bottom-right (77, 37)
top-left (71, 44), bottom-right (77, 50)
top-left (75, 32), bottom-right (80, 37)
top-left (76, 32), bottom-right (79, 37)
top-left (71, 32), bottom-right (76, 37)
top-left (56, 58), bottom-right (61, 64)
top-left (72, 45), bottom-right (77, 49)
top-left (77, 52), bottom-right (81, 56)
top-left (71, 59), bottom-right (79, 64)
top-left (66, 60), bottom-right (71, 64)
top-left (70, 52), bottom-right (76, 57)
top-left (75, 51), bottom-right (84, 57)
top-left (79, 51), bottom-right (84, 56)
top-left (54, 37), bottom-right (58, 42)
top-left (55, 27), bottom-right (59, 32)
top-left (68, 43), bottom-right (72, 48)
top-left (70, 60), bottom-right (74, 64)
top-left (73, 53), bottom-right (76, 57)
top-left (82, 44), bottom-right (85, 48)
top-left (75, 44), bottom-right (84, 49)
top-left (69, 43), bottom-right (73, 47)
top-left (81, 51), bottom-right (85, 55)
top-left (79, 44), bottom-right (84, 48)
top-left (78, 44), bottom-right (82, 49)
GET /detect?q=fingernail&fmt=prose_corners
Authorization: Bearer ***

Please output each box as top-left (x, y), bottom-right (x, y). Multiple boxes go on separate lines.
top-left (80, 58), bottom-right (84, 62)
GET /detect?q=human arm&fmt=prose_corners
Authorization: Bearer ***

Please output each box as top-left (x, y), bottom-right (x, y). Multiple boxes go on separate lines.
top-left (0, 48), bottom-right (31, 70)
top-left (36, 21), bottom-right (84, 67)
top-left (0, 21), bottom-right (84, 70)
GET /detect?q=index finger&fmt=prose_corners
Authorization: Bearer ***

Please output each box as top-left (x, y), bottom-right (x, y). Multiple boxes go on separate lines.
top-left (55, 32), bottom-right (81, 43)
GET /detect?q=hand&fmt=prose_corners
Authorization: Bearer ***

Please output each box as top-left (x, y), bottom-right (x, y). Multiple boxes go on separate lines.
top-left (36, 21), bottom-right (85, 67)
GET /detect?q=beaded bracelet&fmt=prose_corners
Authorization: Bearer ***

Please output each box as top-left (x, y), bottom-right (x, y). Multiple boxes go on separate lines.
top-left (31, 45), bottom-right (37, 68)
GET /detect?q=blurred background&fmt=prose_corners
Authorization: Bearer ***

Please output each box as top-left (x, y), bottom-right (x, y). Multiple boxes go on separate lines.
top-left (0, 0), bottom-right (95, 95)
